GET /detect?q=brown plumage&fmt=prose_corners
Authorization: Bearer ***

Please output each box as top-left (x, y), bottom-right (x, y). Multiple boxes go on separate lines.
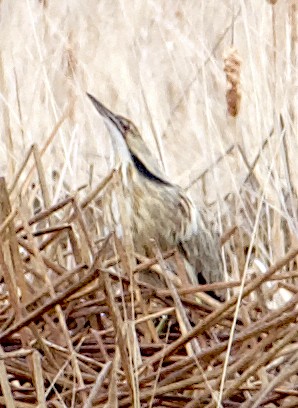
top-left (87, 93), bottom-right (225, 299)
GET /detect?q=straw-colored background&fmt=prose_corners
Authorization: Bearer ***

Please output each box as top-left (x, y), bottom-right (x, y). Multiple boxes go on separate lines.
top-left (1, 1), bottom-right (297, 259)
top-left (0, 3), bottom-right (297, 405)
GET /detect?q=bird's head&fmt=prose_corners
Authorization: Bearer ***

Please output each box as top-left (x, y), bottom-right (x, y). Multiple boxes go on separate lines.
top-left (87, 92), bottom-right (139, 164)
top-left (87, 93), bottom-right (170, 184)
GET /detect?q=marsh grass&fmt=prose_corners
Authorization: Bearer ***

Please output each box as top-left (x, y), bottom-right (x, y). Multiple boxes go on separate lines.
top-left (0, 1), bottom-right (297, 406)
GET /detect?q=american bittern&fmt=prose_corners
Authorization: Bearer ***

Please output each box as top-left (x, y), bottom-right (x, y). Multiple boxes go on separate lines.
top-left (87, 93), bottom-right (225, 299)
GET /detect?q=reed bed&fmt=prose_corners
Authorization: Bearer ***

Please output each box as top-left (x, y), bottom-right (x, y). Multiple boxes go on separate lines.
top-left (0, 1), bottom-right (297, 407)
top-left (0, 151), bottom-right (298, 407)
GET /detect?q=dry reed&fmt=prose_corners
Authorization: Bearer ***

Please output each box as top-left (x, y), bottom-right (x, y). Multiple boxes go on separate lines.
top-left (0, 1), bottom-right (297, 407)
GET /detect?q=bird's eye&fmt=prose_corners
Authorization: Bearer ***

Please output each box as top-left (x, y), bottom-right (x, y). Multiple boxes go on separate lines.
top-left (119, 118), bottom-right (130, 133)
top-left (123, 122), bottom-right (130, 132)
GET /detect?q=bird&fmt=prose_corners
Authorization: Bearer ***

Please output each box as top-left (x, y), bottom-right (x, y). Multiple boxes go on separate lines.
top-left (87, 92), bottom-right (225, 300)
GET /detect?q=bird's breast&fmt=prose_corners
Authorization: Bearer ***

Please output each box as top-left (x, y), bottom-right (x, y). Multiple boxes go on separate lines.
top-left (102, 165), bottom-right (199, 256)
top-left (130, 174), bottom-right (199, 253)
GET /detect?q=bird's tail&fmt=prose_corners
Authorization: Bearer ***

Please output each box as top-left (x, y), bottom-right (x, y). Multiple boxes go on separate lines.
top-left (179, 218), bottom-right (225, 300)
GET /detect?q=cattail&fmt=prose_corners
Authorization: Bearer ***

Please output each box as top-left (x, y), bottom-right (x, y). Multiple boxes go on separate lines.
top-left (223, 48), bottom-right (242, 117)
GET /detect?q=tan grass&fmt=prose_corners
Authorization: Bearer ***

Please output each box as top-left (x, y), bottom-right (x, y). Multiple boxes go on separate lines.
top-left (0, 1), bottom-right (297, 407)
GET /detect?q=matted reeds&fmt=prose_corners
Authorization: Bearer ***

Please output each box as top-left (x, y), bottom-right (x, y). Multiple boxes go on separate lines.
top-left (0, 141), bottom-right (298, 408)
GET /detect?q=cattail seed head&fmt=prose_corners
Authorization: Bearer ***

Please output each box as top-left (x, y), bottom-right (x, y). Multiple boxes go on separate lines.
top-left (223, 48), bottom-right (242, 117)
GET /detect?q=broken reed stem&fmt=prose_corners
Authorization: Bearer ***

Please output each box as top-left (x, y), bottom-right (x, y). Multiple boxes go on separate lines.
top-left (153, 242), bottom-right (201, 356)
top-left (32, 351), bottom-right (46, 408)
top-left (100, 270), bottom-right (135, 401)
top-left (8, 145), bottom-right (33, 195)
top-left (32, 144), bottom-right (51, 209)
top-left (83, 361), bottom-right (112, 408)
top-left (0, 346), bottom-right (15, 408)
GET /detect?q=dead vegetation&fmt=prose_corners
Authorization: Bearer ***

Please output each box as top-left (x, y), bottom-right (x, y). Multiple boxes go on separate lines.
top-left (1, 139), bottom-right (298, 407)
top-left (0, 0), bottom-right (298, 407)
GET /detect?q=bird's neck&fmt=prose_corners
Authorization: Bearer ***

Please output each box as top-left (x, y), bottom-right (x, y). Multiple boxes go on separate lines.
top-left (106, 120), bottom-right (132, 165)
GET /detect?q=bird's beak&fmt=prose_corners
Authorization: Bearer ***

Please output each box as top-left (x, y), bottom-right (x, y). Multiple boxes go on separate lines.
top-left (87, 92), bottom-right (132, 164)
top-left (87, 93), bottom-right (124, 134)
